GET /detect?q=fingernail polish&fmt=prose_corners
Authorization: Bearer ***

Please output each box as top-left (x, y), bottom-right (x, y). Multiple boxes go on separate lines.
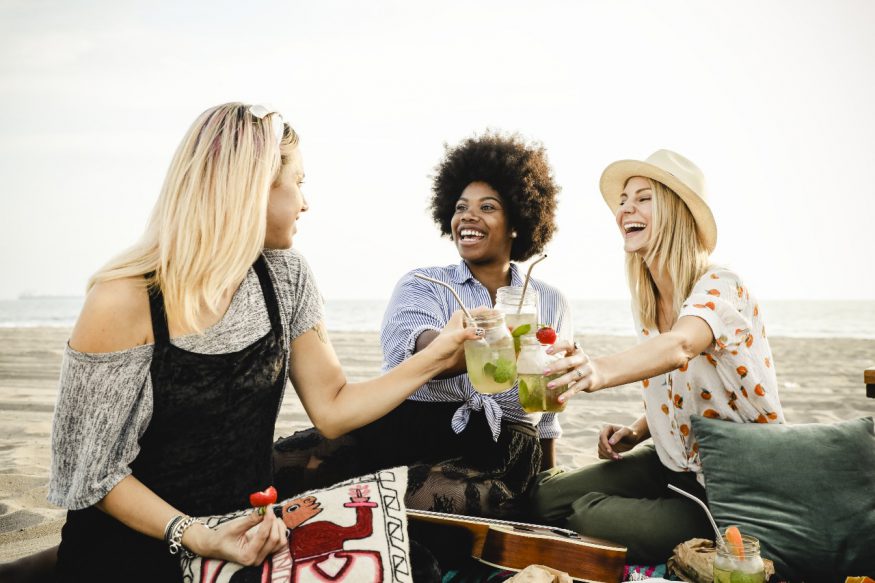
top-left (543, 369), bottom-right (551, 375)
top-left (475, 328), bottom-right (485, 336)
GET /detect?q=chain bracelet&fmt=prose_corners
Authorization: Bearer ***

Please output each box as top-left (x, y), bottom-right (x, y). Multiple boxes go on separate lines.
top-left (168, 515), bottom-right (204, 559)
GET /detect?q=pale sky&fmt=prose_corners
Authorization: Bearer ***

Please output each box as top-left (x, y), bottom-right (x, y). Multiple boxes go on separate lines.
top-left (1, 0), bottom-right (874, 301)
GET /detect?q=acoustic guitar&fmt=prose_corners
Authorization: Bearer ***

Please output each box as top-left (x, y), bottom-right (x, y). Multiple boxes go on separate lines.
top-left (407, 509), bottom-right (626, 583)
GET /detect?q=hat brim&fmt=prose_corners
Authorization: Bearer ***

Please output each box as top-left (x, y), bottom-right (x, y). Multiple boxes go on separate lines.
top-left (599, 159), bottom-right (717, 252)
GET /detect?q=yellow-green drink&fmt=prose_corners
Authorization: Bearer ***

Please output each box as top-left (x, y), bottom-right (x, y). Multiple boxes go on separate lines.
top-left (518, 373), bottom-right (566, 413)
top-left (465, 341), bottom-right (517, 394)
top-left (713, 533), bottom-right (766, 583)
top-left (464, 310), bottom-right (517, 394)
top-left (516, 335), bottom-right (565, 412)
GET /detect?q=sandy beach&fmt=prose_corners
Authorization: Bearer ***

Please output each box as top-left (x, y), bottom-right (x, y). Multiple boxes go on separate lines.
top-left (1, 327), bottom-right (873, 562)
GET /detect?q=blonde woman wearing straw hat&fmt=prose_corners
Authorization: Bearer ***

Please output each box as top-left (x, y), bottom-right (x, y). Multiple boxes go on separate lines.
top-left (22, 103), bottom-right (478, 582)
top-left (530, 150), bottom-right (785, 564)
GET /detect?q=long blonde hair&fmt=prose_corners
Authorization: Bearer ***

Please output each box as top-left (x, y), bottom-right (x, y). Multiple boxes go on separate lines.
top-left (626, 178), bottom-right (711, 330)
top-left (89, 102), bottom-right (299, 332)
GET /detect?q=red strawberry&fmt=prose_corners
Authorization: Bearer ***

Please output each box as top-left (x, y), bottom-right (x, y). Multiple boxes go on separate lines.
top-left (250, 486), bottom-right (278, 508)
top-left (536, 326), bottom-right (557, 345)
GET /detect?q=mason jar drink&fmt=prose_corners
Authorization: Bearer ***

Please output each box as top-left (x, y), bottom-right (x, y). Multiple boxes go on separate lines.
top-left (465, 310), bottom-right (517, 394)
top-left (494, 286), bottom-right (539, 355)
top-left (516, 335), bottom-right (566, 413)
top-left (713, 532), bottom-right (766, 583)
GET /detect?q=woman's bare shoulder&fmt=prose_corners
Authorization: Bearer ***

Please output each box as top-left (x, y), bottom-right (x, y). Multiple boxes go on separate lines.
top-left (69, 277), bottom-right (153, 353)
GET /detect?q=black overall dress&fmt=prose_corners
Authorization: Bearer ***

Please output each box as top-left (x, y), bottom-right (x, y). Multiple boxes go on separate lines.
top-left (57, 256), bottom-right (287, 582)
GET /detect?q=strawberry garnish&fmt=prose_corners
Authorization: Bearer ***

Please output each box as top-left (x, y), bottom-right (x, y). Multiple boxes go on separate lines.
top-left (250, 486), bottom-right (278, 514)
top-left (535, 326), bottom-right (557, 345)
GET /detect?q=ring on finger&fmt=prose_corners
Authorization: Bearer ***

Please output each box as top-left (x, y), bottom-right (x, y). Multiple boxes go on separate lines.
top-left (573, 341), bottom-right (582, 352)
top-left (574, 367), bottom-right (585, 380)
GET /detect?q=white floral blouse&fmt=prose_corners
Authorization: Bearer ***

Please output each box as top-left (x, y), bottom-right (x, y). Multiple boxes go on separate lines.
top-left (635, 267), bottom-right (784, 479)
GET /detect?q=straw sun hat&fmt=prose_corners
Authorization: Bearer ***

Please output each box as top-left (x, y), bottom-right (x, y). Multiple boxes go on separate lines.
top-left (599, 149), bottom-right (717, 252)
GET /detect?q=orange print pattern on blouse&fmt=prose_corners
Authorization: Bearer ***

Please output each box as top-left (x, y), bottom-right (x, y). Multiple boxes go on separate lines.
top-left (661, 404), bottom-right (670, 415)
top-left (694, 302), bottom-right (716, 310)
top-left (707, 289), bottom-right (721, 296)
top-left (701, 388), bottom-right (712, 400)
top-left (754, 384), bottom-right (766, 397)
top-left (703, 409), bottom-right (720, 419)
top-left (737, 365), bottom-right (748, 378)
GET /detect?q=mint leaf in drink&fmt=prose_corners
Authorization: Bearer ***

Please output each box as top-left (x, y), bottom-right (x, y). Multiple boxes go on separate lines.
top-left (511, 324), bottom-right (531, 337)
top-left (483, 362), bottom-right (497, 377)
top-left (492, 357), bottom-right (516, 384)
top-left (518, 379), bottom-right (529, 401)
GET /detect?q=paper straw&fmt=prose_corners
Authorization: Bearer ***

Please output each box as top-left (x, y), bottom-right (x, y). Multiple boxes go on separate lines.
top-left (413, 274), bottom-right (473, 320)
top-left (667, 484), bottom-right (729, 551)
top-left (517, 254), bottom-right (547, 313)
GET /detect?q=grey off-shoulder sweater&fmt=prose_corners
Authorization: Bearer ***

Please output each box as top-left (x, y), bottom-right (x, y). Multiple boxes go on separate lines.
top-left (48, 249), bottom-right (323, 510)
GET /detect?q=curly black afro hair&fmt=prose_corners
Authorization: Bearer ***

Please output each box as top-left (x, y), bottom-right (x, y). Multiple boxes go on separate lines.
top-left (430, 131), bottom-right (559, 262)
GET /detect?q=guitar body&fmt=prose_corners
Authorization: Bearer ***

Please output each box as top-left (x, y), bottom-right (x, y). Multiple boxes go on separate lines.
top-left (408, 510), bottom-right (626, 583)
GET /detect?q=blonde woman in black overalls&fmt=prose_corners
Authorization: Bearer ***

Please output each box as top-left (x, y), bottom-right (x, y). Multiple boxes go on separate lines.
top-left (37, 103), bottom-right (478, 582)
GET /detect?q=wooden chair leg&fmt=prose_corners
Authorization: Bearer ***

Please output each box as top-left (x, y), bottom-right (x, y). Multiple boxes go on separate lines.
top-left (866, 367), bottom-right (875, 398)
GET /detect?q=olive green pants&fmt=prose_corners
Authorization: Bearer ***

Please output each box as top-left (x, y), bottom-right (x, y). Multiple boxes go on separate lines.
top-left (529, 445), bottom-right (712, 564)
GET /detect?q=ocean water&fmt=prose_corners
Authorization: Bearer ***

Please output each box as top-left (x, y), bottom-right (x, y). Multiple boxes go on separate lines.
top-left (2, 297), bottom-right (874, 339)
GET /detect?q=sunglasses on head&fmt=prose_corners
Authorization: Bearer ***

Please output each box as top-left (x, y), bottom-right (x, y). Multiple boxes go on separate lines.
top-left (247, 104), bottom-right (285, 144)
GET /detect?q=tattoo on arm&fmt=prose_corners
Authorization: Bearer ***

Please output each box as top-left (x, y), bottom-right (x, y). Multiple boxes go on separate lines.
top-left (311, 322), bottom-right (329, 344)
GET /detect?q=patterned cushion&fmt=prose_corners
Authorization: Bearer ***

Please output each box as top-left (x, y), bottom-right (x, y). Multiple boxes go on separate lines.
top-left (180, 467), bottom-right (412, 582)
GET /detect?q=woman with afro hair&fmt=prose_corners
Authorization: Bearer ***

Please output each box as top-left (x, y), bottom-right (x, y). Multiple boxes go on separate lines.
top-left (274, 132), bottom-right (570, 520)
top-left (374, 131), bottom-right (571, 518)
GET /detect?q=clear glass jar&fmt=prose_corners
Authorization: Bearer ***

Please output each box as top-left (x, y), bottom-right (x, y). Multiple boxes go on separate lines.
top-left (713, 533), bottom-right (766, 583)
top-left (516, 336), bottom-right (566, 413)
top-left (494, 286), bottom-right (539, 338)
top-left (464, 309), bottom-right (517, 394)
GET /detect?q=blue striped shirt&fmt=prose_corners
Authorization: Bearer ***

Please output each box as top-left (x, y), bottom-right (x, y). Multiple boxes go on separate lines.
top-left (380, 261), bottom-right (572, 441)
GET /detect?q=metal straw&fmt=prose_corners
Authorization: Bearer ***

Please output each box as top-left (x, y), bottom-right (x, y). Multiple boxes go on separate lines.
top-left (517, 254), bottom-right (547, 313)
top-left (413, 274), bottom-right (473, 320)
top-left (667, 484), bottom-right (730, 552)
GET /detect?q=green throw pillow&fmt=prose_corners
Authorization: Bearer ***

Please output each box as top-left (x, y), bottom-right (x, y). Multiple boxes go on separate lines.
top-left (691, 416), bottom-right (875, 581)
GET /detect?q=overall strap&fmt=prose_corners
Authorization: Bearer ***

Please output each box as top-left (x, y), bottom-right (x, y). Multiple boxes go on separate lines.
top-left (145, 274), bottom-right (171, 346)
top-left (252, 255), bottom-right (282, 335)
